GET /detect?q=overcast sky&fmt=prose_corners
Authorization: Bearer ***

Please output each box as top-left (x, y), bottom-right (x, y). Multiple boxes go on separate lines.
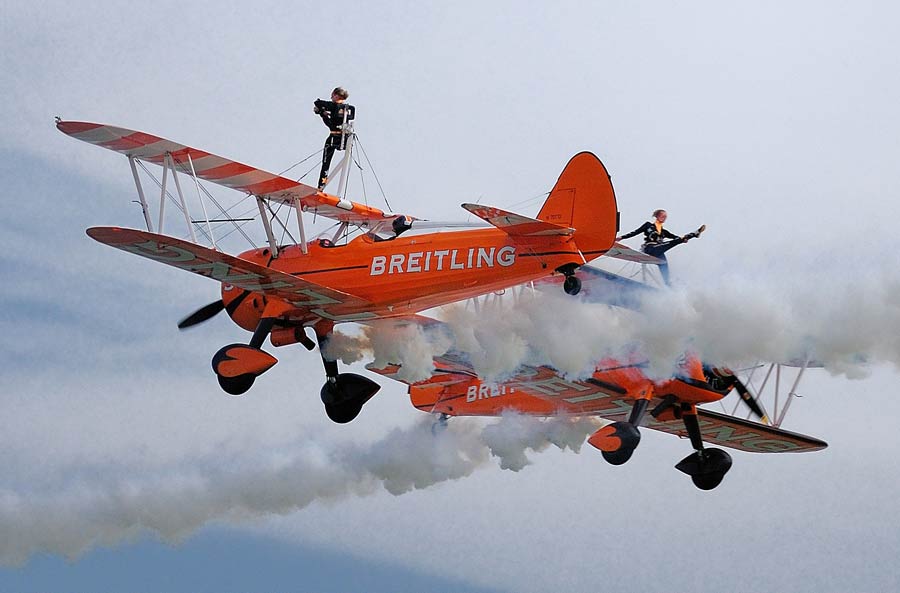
top-left (2, 1), bottom-right (900, 592)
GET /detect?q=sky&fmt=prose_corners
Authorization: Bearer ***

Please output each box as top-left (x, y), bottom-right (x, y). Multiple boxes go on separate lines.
top-left (2, 1), bottom-right (900, 592)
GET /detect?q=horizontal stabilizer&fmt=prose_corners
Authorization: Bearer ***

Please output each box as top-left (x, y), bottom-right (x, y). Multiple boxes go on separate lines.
top-left (461, 204), bottom-right (573, 236)
top-left (605, 242), bottom-right (663, 264)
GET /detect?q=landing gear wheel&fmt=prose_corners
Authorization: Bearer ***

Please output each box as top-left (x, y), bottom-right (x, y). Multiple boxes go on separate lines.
top-left (323, 398), bottom-right (365, 424)
top-left (563, 275), bottom-right (582, 295)
top-left (211, 343), bottom-right (277, 396)
top-left (431, 413), bottom-right (450, 435)
top-left (589, 421), bottom-right (641, 465)
top-left (691, 471), bottom-right (727, 491)
top-left (601, 447), bottom-right (636, 466)
top-left (675, 448), bottom-right (733, 490)
top-left (320, 373), bottom-right (381, 424)
top-left (217, 373), bottom-right (255, 396)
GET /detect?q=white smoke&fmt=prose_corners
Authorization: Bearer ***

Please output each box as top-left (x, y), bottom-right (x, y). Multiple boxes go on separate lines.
top-left (323, 320), bottom-right (453, 383)
top-left (416, 260), bottom-right (900, 382)
top-left (0, 414), bottom-right (599, 566)
top-left (9, 249), bottom-right (894, 567)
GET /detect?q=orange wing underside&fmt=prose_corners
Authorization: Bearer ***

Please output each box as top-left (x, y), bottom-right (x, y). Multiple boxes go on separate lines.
top-left (87, 227), bottom-right (380, 323)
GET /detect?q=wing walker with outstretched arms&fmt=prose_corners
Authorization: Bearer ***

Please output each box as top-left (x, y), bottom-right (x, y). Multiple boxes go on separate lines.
top-left (58, 119), bottom-right (826, 490)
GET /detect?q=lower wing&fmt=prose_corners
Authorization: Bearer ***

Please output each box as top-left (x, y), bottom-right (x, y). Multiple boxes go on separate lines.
top-left (88, 226), bottom-right (378, 322)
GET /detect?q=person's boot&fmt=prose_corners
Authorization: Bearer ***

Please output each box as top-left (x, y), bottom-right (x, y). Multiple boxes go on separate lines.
top-left (684, 224), bottom-right (706, 240)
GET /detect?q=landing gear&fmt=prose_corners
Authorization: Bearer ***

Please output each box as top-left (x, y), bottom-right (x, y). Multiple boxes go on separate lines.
top-left (675, 448), bottom-right (732, 490)
top-left (211, 317), bottom-right (277, 396)
top-left (563, 275), bottom-right (582, 295)
top-left (321, 373), bottom-right (380, 423)
top-left (217, 372), bottom-right (255, 395)
top-left (588, 397), bottom-right (650, 465)
top-left (674, 404), bottom-right (732, 490)
top-left (558, 264), bottom-right (582, 296)
top-left (317, 331), bottom-right (380, 424)
top-left (431, 412), bottom-right (450, 435)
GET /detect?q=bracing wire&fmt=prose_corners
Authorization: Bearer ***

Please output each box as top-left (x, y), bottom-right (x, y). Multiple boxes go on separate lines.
top-left (353, 152), bottom-right (369, 208)
top-left (298, 160), bottom-right (322, 182)
top-left (215, 203), bottom-right (261, 243)
top-left (136, 161), bottom-right (213, 244)
top-left (503, 190), bottom-right (551, 211)
top-left (278, 148), bottom-right (324, 177)
top-left (354, 136), bottom-right (393, 212)
top-left (171, 160), bottom-right (257, 248)
top-left (139, 159), bottom-right (260, 249)
top-left (267, 200), bottom-right (296, 245)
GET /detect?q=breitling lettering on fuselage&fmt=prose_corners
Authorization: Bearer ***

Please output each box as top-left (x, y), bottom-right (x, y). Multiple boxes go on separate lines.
top-left (370, 246), bottom-right (516, 276)
top-left (119, 240), bottom-right (368, 318)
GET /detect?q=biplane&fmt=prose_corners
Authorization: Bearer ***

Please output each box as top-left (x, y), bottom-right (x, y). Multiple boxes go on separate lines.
top-left (56, 119), bottom-right (623, 409)
top-left (57, 119), bottom-right (826, 490)
top-left (367, 270), bottom-right (827, 490)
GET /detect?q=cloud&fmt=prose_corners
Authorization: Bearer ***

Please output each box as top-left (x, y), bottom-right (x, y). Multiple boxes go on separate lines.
top-left (0, 414), bottom-right (598, 566)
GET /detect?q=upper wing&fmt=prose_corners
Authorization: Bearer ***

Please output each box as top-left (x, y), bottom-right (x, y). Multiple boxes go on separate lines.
top-left (57, 121), bottom-right (393, 226)
top-left (88, 226), bottom-right (378, 322)
top-left (461, 203), bottom-right (574, 236)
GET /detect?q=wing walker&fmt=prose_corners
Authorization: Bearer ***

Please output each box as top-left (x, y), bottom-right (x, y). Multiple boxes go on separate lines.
top-left (57, 115), bottom-right (826, 490)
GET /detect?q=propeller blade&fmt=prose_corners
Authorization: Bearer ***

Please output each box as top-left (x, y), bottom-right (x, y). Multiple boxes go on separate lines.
top-left (733, 378), bottom-right (769, 424)
top-left (178, 300), bottom-right (225, 330)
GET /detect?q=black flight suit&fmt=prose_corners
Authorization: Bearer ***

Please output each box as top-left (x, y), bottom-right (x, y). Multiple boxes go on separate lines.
top-left (314, 99), bottom-right (356, 190)
top-left (619, 221), bottom-right (686, 285)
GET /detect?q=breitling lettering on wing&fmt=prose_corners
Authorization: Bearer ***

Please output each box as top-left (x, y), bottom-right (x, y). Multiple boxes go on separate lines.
top-left (370, 246), bottom-right (516, 275)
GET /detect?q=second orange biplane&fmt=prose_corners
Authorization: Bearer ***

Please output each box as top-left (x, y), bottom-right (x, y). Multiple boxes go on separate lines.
top-left (58, 120), bottom-right (826, 489)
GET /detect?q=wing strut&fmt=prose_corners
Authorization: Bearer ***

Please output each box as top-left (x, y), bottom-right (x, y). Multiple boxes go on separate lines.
top-left (128, 156), bottom-right (154, 232)
top-left (294, 197), bottom-right (309, 254)
top-left (256, 196), bottom-right (279, 258)
top-left (187, 153), bottom-right (217, 249)
top-left (166, 153), bottom-right (198, 243)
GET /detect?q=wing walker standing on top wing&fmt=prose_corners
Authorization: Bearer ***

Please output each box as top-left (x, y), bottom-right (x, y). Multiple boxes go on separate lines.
top-left (57, 118), bottom-right (616, 420)
top-left (57, 108), bottom-right (826, 490)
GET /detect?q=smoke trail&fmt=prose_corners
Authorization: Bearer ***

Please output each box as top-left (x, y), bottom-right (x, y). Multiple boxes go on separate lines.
top-left (425, 260), bottom-right (900, 381)
top-left (323, 320), bottom-right (453, 383)
top-left (0, 415), bottom-right (599, 566)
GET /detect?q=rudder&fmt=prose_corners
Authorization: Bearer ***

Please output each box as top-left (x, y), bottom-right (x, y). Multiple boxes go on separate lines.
top-left (537, 152), bottom-right (619, 261)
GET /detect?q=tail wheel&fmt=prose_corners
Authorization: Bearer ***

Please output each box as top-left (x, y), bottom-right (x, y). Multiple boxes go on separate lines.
top-left (563, 275), bottom-right (582, 295)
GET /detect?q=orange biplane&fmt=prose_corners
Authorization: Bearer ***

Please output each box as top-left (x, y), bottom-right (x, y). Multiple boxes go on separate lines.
top-left (58, 119), bottom-right (825, 490)
top-left (366, 279), bottom-right (827, 490)
top-left (57, 120), bottom-right (621, 411)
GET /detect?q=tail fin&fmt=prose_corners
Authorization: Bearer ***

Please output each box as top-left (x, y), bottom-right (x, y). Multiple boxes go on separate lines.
top-left (537, 152), bottom-right (619, 261)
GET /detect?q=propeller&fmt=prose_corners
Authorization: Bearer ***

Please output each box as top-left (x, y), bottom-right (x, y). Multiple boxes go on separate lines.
top-left (178, 300), bottom-right (225, 330)
top-left (732, 377), bottom-right (770, 424)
